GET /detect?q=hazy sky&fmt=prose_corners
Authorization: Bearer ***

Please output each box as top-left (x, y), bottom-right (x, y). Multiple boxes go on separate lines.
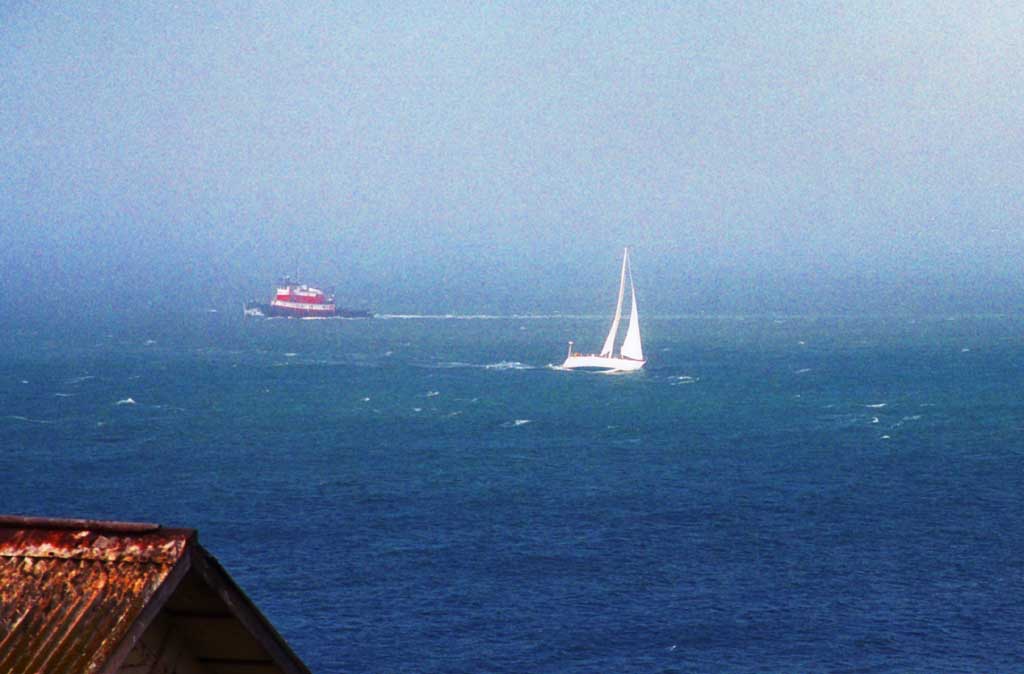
top-left (2, 2), bottom-right (1023, 316)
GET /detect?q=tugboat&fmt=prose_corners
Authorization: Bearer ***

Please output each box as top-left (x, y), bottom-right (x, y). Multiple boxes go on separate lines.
top-left (245, 278), bottom-right (372, 319)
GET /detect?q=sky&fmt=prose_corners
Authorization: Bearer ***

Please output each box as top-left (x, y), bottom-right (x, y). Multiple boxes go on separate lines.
top-left (2, 2), bottom-right (1023, 318)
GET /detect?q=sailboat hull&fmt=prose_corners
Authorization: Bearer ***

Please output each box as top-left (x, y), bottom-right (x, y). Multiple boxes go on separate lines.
top-left (561, 355), bottom-right (645, 372)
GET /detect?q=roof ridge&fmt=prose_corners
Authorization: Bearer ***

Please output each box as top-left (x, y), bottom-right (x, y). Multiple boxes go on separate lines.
top-left (0, 515), bottom-right (163, 534)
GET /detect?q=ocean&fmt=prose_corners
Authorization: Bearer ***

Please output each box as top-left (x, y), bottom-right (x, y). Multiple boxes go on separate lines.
top-left (2, 313), bottom-right (1024, 672)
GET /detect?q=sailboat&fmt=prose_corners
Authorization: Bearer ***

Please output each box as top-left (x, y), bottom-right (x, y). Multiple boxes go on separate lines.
top-left (561, 247), bottom-right (645, 372)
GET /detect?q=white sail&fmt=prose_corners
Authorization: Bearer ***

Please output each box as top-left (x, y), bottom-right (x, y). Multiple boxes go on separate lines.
top-left (599, 250), bottom-right (628, 357)
top-left (620, 268), bottom-right (643, 361)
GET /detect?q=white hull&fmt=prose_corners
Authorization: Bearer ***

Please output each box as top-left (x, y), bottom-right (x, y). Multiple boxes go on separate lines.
top-left (561, 354), bottom-right (645, 372)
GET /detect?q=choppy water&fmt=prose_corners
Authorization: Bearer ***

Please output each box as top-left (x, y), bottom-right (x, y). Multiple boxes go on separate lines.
top-left (3, 313), bottom-right (1024, 672)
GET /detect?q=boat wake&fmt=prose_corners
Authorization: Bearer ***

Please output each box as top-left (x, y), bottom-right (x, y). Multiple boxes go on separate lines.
top-left (431, 360), bottom-right (536, 371)
top-left (484, 361), bottom-right (534, 370)
top-left (378, 314), bottom-right (571, 320)
top-left (431, 361), bottom-right (476, 369)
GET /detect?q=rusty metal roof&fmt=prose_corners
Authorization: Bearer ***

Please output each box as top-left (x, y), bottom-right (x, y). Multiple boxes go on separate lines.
top-left (0, 515), bottom-right (311, 674)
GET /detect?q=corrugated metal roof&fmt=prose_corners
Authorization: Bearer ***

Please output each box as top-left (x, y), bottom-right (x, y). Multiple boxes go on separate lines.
top-left (0, 517), bottom-right (193, 674)
top-left (0, 515), bottom-right (312, 674)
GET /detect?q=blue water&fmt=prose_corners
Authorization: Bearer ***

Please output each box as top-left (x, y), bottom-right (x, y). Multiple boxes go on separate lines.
top-left (3, 313), bottom-right (1024, 672)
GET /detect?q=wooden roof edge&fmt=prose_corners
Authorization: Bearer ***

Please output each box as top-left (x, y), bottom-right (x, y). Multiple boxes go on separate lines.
top-left (191, 545), bottom-right (314, 674)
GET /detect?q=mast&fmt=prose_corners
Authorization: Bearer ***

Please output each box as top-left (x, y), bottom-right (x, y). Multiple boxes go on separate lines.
top-left (600, 249), bottom-right (628, 357)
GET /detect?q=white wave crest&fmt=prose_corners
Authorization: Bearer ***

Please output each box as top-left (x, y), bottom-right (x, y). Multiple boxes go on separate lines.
top-left (6, 415), bottom-right (55, 424)
top-left (501, 419), bottom-right (532, 427)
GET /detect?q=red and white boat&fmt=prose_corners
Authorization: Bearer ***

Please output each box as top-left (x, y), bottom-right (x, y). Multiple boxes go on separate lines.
top-left (245, 279), bottom-right (371, 319)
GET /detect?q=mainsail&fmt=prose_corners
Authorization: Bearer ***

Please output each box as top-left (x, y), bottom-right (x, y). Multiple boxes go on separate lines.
top-left (620, 264), bottom-right (643, 361)
top-left (599, 248), bottom-right (643, 360)
top-left (599, 251), bottom-right (629, 357)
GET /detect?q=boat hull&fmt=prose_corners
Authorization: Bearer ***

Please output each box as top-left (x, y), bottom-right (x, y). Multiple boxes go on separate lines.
top-left (561, 355), bottom-right (645, 372)
top-left (244, 302), bottom-right (372, 319)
